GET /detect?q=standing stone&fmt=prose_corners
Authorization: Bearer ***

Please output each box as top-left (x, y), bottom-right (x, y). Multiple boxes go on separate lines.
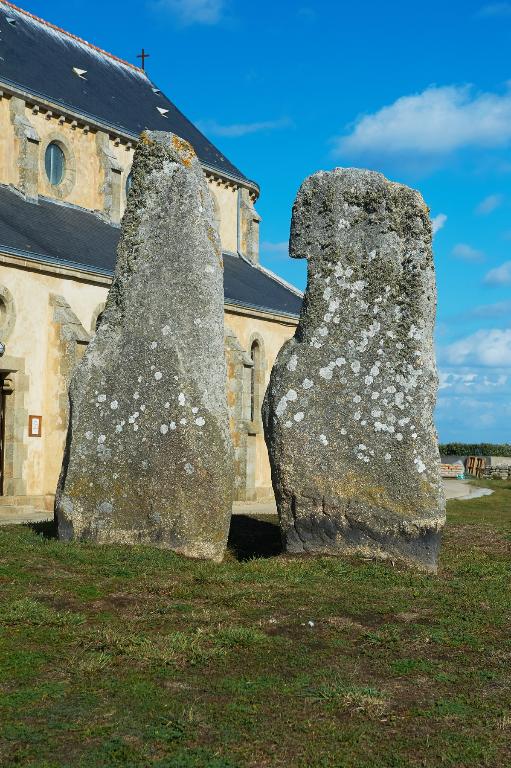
top-left (55, 132), bottom-right (233, 561)
top-left (263, 168), bottom-right (445, 571)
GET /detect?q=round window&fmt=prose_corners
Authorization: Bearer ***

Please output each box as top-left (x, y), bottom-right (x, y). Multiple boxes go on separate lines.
top-left (45, 142), bottom-right (65, 186)
top-left (126, 171), bottom-right (133, 198)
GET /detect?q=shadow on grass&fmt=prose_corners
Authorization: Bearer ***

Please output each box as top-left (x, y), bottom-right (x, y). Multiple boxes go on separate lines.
top-left (228, 514), bottom-right (283, 561)
top-left (27, 518), bottom-right (58, 539)
top-left (25, 514), bottom-right (284, 559)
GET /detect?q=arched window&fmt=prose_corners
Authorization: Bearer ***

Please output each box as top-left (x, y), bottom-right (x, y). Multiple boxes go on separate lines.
top-left (250, 340), bottom-right (260, 422)
top-left (45, 142), bottom-right (65, 186)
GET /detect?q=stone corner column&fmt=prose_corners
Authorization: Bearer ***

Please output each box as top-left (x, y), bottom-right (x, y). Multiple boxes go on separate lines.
top-left (10, 97), bottom-right (40, 202)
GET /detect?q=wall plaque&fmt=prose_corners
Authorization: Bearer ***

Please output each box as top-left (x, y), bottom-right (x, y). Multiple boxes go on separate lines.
top-left (28, 415), bottom-right (42, 437)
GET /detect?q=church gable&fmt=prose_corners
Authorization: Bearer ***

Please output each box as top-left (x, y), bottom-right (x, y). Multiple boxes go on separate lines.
top-left (0, 0), bottom-right (253, 186)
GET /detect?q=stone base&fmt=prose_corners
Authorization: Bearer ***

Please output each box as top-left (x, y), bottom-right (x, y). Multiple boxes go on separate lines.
top-left (57, 517), bottom-right (228, 563)
top-left (279, 499), bottom-right (443, 572)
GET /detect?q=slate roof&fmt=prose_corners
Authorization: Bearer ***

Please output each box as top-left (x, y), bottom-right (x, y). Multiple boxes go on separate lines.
top-left (0, 186), bottom-right (302, 318)
top-left (0, 1), bottom-right (253, 186)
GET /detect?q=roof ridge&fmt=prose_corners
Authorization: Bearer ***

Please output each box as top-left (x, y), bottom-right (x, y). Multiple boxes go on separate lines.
top-left (0, 0), bottom-right (144, 74)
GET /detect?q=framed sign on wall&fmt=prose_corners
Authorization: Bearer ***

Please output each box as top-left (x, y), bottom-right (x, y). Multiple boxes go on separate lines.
top-left (28, 415), bottom-right (42, 437)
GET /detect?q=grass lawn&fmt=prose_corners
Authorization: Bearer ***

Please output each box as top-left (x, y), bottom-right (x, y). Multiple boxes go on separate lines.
top-left (0, 481), bottom-right (510, 768)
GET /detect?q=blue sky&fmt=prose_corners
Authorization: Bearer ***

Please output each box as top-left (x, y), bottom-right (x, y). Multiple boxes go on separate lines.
top-left (23, 0), bottom-right (511, 443)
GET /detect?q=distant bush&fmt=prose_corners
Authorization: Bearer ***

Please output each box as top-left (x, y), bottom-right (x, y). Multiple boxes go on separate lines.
top-left (439, 443), bottom-right (511, 457)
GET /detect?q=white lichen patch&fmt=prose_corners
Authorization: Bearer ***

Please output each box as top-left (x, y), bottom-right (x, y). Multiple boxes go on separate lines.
top-left (294, 412), bottom-right (304, 422)
top-left (414, 457), bottom-right (426, 473)
top-left (287, 354), bottom-right (298, 371)
top-left (97, 394), bottom-right (106, 403)
top-left (319, 366), bottom-right (333, 381)
top-left (160, 424), bottom-right (169, 435)
top-left (154, 371), bottom-right (163, 381)
top-left (195, 417), bottom-right (205, 426)
top-left (150, 341), bottom-right (158, 350)
top-left (184, 463), bottom-right (194, 475)
top-left (319, 434), bottom-right (328, 446)
top-left (302, 378), bottom-right (314, 389)
top-left (110, 400), bottom-right (118, 410)
top-left (178, 393), bottom-right (186, 406)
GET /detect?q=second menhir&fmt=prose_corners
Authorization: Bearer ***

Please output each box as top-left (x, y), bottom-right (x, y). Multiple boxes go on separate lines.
top-left (263, 167), bottom-right (445, 571)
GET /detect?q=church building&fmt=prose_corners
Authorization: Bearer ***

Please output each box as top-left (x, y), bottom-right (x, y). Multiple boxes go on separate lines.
top-left (0, 1), bottom-right (301, 516)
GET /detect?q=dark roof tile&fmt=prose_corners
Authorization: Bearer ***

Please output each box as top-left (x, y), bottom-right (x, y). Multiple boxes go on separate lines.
top-left (0, 186), bottom-right (301, 317)
top-left (0, 1), bottom-right (252, 185)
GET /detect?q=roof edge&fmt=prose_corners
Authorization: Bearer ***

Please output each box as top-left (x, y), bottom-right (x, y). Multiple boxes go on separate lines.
top-left (256, 263), bottom-right (303, 298)
top-left (0, 0), bottom-right (143, 73)
top-left (0, 246), bottom-right (299, 319)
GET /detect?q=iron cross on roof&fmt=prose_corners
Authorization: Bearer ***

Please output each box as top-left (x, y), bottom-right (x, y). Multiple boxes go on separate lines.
top-left (137, 48), bottom-right (150, 70)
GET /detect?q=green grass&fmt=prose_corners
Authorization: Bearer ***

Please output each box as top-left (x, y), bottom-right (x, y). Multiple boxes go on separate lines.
top-left (0, 480), bottom-right (510, 768)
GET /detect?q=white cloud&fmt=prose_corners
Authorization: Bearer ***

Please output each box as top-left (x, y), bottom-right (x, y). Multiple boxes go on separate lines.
top-left (452, 243), bottom-right (485, 261)
top-left (484, 260), bottom-right (511, 285)
top-left (198, 117), bottom-right (291, 137)
top-left (476, 193), bottom-right (503, 214)
top-left (260, 241), bottom-right (289, 254)
top-left (471, 299), bottom-right (511, 317)
top-left (154, 0), bottom-right (226, 25)
top-left (477, 2), bottom-right (511, 17)
top-left (443, 328), bottom-right (511, 366)
top-left (431, 213), bottom-right (447, 234)
top-left (439, 370), bottom-right (508, 392)
top-left (333, 85), bottom-right (511, 160)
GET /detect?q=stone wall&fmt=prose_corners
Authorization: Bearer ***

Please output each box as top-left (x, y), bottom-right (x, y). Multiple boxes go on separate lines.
top-left (0, 258), bottom-right (297, 505)
top-left (0, 92), bottom-right (255, 252)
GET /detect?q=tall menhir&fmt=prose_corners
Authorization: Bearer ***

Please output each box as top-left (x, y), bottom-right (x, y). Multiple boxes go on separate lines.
top-left (263, 168), bottom-right (445, 571)
top-left (55, 131), bottom-right (234, 561)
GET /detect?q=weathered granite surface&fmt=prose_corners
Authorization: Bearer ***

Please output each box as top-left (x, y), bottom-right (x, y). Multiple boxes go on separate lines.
top-left (263, 168), bottom-right (445, 571)
top-left (55, 132), bottom-right (233, 561)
